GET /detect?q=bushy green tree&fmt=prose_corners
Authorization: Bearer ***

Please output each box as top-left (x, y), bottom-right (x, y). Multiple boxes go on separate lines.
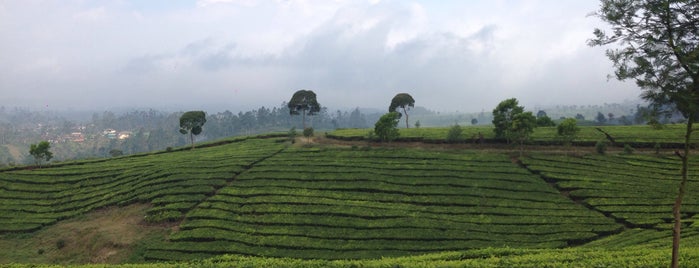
top-left (590, 1), bottom-right (699, 265)
top-left (492, 98), bottom-right (524, 142)
top-left (374, 112), bottom-right (400, 142)
top-left (596, 112), bottom-right (607, 125)
top-left (446, 124), bottom-right (463, 143)
top-left (179, 111), bottom-right (207, 148)
top-left (288, 90), bottom-right (321, 129)
top-left (29, 141), bottom-right (52, 167)
top-left (536, 115), bottom-right (556, 127)
top-left (557, 118), bottom-right (579, 146)
top-left (288, 127), bottom-right (297, 142)
top-left (510, 112), bottom-right (537, 156)
top-left (389, 93), bottom-right (415, 128)
top-left (303, 127), bottom-right (313, 137)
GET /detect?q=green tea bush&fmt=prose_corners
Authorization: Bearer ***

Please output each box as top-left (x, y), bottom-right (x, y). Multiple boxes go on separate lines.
top-left (595, 141), bottom-right (607, 155)
top-left (303, 127), bottom-right (313, 138)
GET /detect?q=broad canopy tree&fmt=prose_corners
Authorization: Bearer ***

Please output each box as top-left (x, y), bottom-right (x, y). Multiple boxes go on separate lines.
top-left (179, 111), bottom-right (207, 148)
top-left (589, 1), bottom-right (699, 266)
top-left (492, 98), bottom-right (525, 142)
top-left (389, 93), bottom-right (415, 129)
top-left (288, 90), bottom-right (321, 129)
top-left (557, 118), bottom-right (580, 146)
top-left (29, 141), bottom-right (52, 167)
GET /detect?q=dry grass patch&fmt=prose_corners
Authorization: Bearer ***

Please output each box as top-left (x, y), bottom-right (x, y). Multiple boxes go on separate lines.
top-left (0, 203), bottom-right (171, 264)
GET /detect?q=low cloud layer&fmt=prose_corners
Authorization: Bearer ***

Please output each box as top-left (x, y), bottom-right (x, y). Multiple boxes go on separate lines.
top-left (0, 0), bottom-right (640, 112)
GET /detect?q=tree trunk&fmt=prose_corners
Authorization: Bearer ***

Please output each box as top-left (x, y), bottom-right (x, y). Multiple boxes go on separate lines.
top-left (402, 106), bottom-right (409, 128)
top-left (302, 110), bottom-right (307, 129)
top-left (671, 119), bottom-right (693, 268)
top-left (190, 131), bottom-right (195, 149)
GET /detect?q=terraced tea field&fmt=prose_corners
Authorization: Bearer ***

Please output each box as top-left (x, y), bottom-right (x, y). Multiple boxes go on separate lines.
top-left (1, 135), bottom-right (698, 267)
top-left (145, 147), bottom-right (620, 260)
top-left (521, 153), bottom-right (699, 235)
top-left (329, 124), bottom-right (699, 146)
top-left (0, 137), bottom-right (287, 233)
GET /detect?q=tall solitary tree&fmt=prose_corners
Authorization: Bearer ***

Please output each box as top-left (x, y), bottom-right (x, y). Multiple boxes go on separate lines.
top-left (589, 1), bottom-right (698, 266)
top-left (492, 98), bottom-right (524, 143)
top-left (288, 90), bottom-right (321, 129)
top-left (389, 93), bottom-right (415, 128)
top-left (29, 141), bottom-right (52, 167)
top-left (179, 111), bottom-right (207, 148)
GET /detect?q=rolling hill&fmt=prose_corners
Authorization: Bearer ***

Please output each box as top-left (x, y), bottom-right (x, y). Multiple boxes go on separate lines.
top-left (1, 130), bottom-right (699, 267)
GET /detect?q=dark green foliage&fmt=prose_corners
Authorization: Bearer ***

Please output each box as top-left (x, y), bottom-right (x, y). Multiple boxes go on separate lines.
top-left (595, 141), bottom-right (607, 155)
top-left (511, 112), bottom-right (537, 155)
top-left (179, 111), bottom-right (207, 148)
top-left (28, 141), bottom-right (52, 167)
top-left (596, 112), bottom-right (607, 125)
top-left (492, 98), bottom-right (524, 141)
top-left (654, 143), bottom-right (661, 155)
top-left (288, 90), bottom-right (321, 129)
top-left (109, 149), bottom-right (123, 157)
top-left (374, 112), bottom-right (400, 142)
top-left (623, 144), bottom-right (634, 155)
top-left (303, 127), bottom-right (314, 138)
top-left (414, 120), bottom-right (421, 128)
top-left (471, 118), bottom-right (478, 125)
top-left (389, 93), bottom-right (415, 128)
top-left (536, 116), bottom-right (556, 127)
top-left (557, 118), bottom-right (580, 145)
top-left (446, 124), bottom-right (463, 143)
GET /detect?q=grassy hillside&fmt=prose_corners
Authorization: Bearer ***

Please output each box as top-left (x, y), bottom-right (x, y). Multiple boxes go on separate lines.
top-left (1, 132), bottom-right (698, 266)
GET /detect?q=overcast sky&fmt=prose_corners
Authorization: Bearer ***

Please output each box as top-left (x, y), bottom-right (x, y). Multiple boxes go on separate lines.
top-left (0, 0), bottom-right (641, 113)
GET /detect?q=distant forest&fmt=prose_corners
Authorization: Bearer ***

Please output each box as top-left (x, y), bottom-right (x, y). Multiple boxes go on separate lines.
top-left (0, 100), bottom-right (673, 166)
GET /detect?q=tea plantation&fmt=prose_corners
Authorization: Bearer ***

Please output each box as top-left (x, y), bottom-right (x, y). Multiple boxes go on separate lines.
top-left (1, 132), bottom-right (698, 267)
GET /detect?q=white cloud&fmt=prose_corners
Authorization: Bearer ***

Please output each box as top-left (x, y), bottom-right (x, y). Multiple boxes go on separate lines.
top-left (0, 0), bottom-right (640, 112)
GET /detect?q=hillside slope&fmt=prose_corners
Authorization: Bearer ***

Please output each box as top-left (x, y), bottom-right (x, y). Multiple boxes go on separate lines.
top-left (1, 135), bottom-right (698, 265)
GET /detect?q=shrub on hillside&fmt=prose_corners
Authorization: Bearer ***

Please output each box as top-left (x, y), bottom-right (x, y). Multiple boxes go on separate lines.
top-left (303, 127), bottom-right (314, 138)
top-left (288, 127), bottom-right (297, 142)
top-left (595, 141), bottom-right (607, 155)
top-left (446, 124), bottom-right (463, 143)
top-left (374, 112), bottom-right (400, 142)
